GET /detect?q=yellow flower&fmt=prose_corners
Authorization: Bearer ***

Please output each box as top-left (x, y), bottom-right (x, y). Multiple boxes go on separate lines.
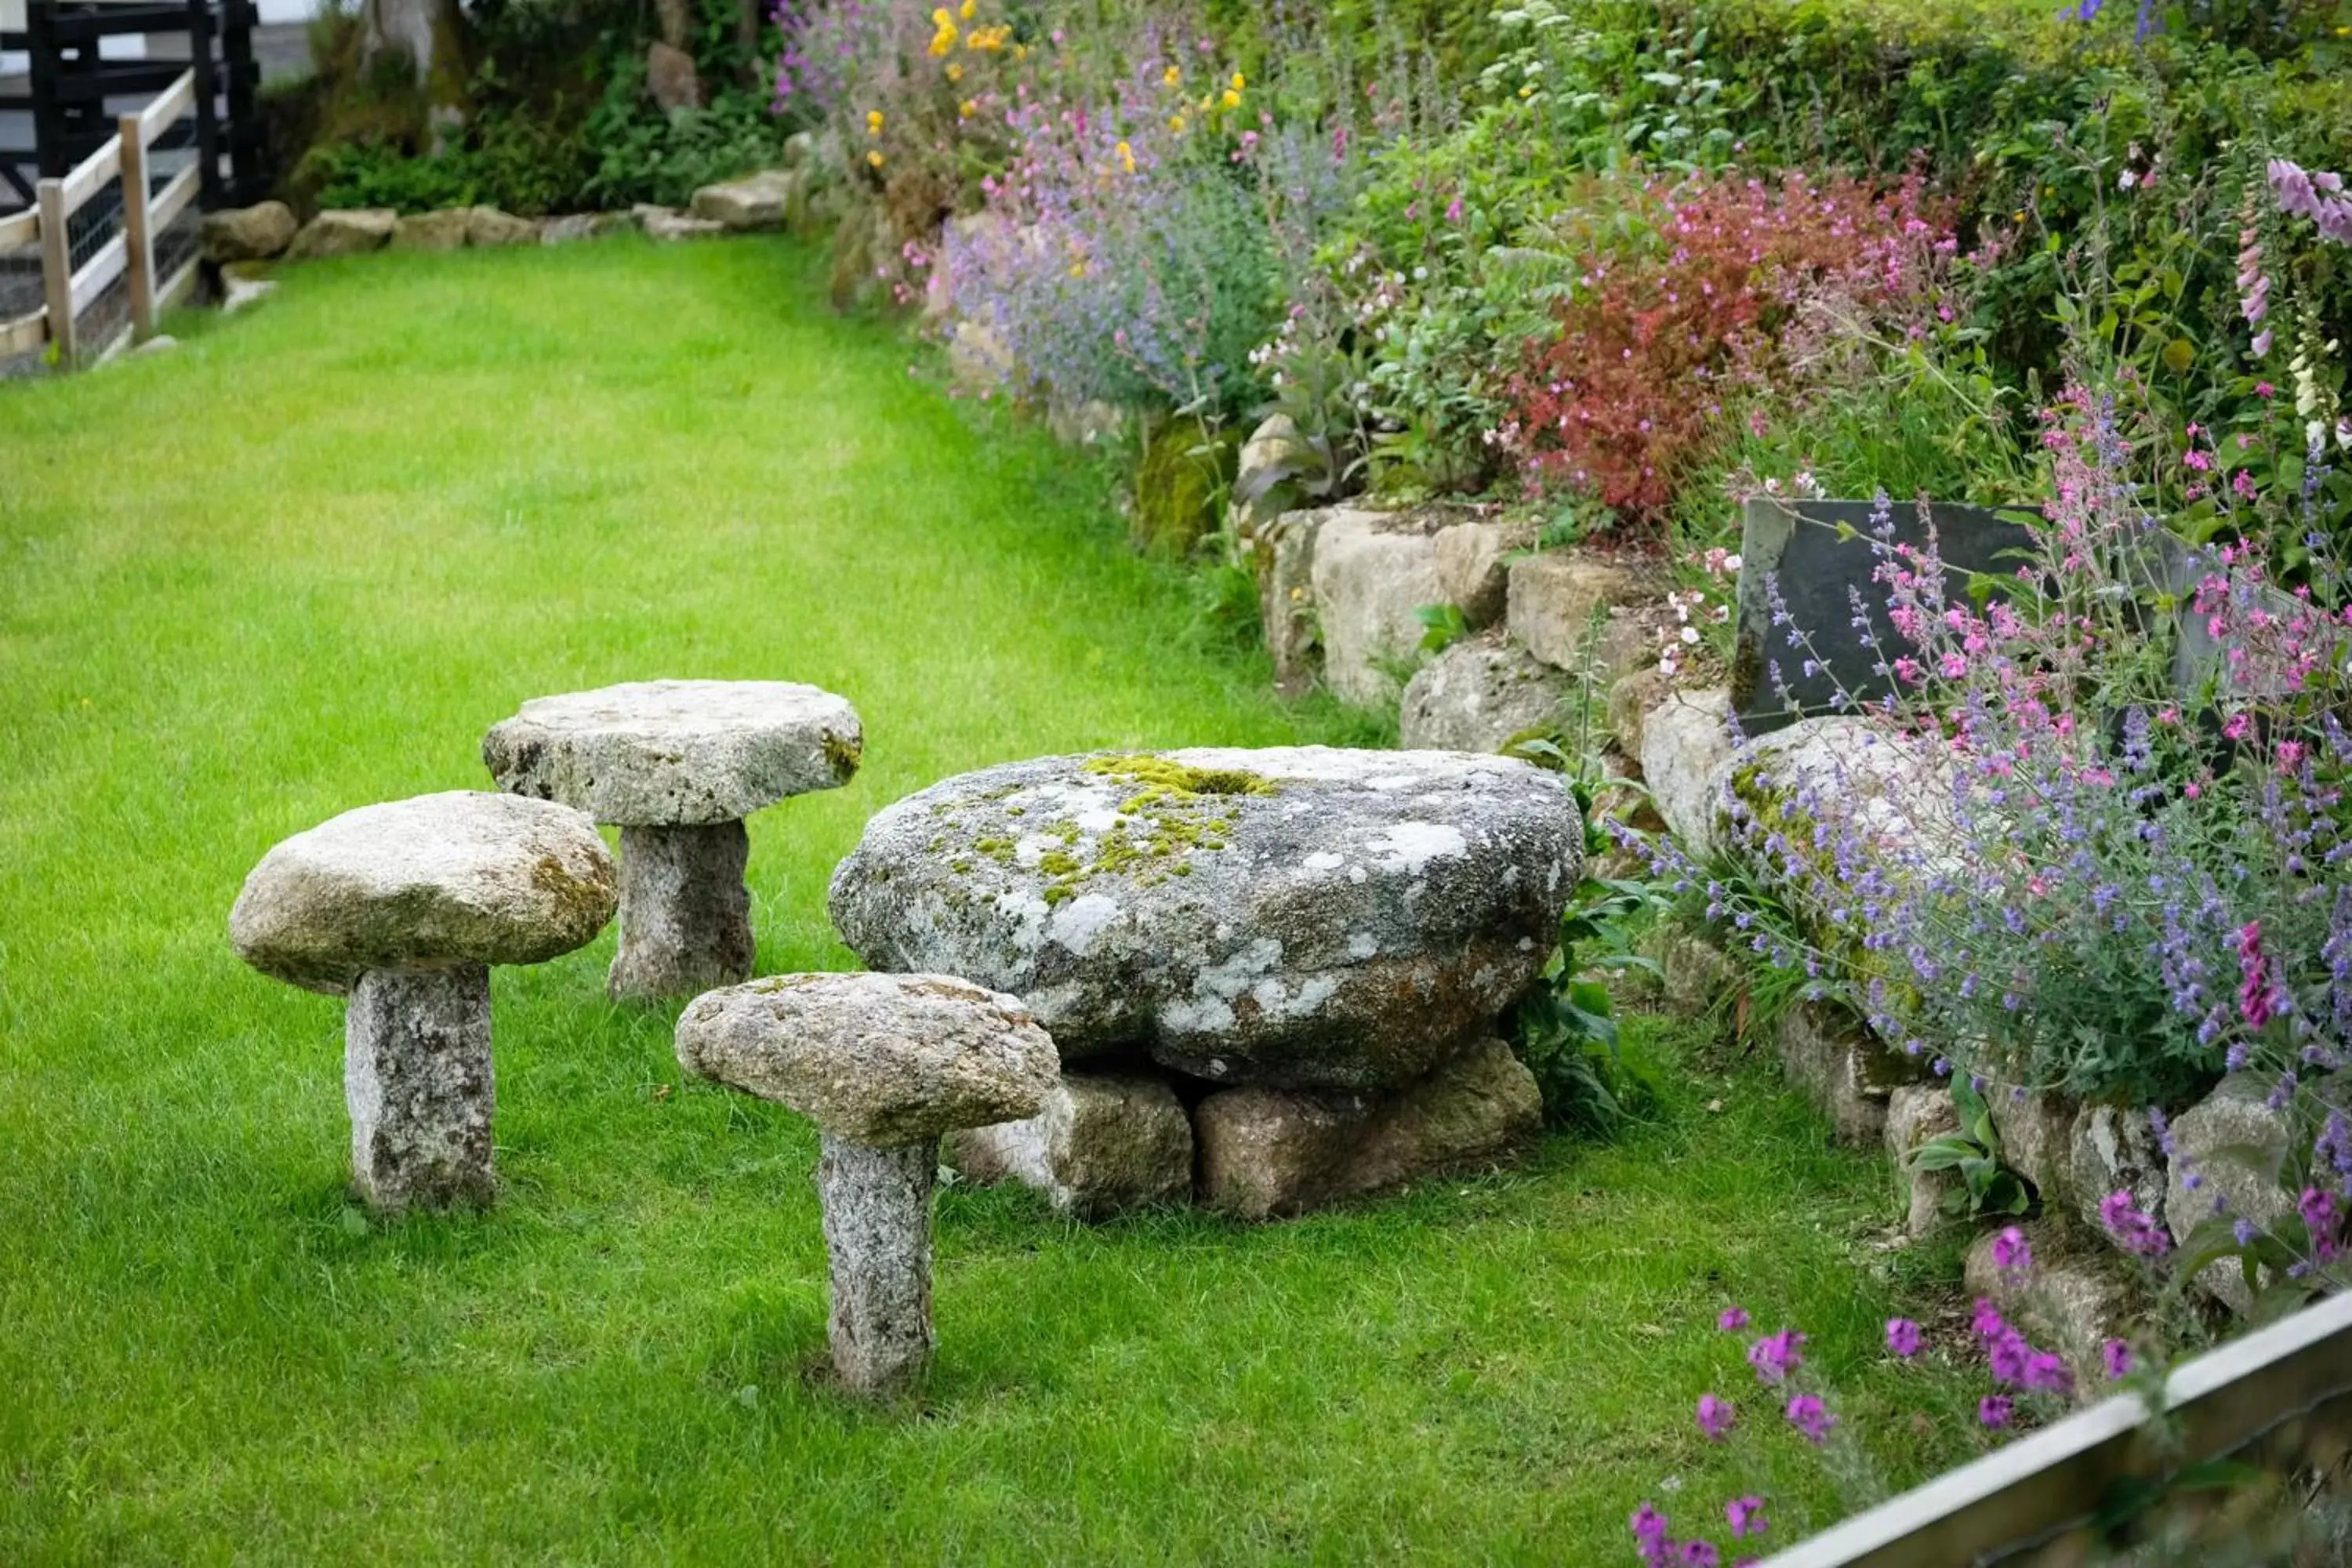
top-left (1169, 113), bottom-right (1187, 133)
top-left (1517, 83), bottom-right (1533, 98)
top-left (1068, 261), bottom-right (1087, 278)
top-left (1163, 64), bottom-right (1181, 85)
top-left (960, 98), bottom-right (978, 118)
top-left (928, 21), bottom-right (957, 55)
top-left (867, 150), bottom-right (885, 168)
top-left (1220, 88), bottom-right (1241, 109)
top-left (960, 0), bottom-right (975, 15)
top-left (1116, 140), bottom-right (1135, 174)
top-left (931, 6), bottom-right (949, 22)
top-left (946, 62), bottom-right (963, 80)
top-left (1230, 71), bottom-right (1245, 89)
top-left (866, 110), bottom-right (884, 134)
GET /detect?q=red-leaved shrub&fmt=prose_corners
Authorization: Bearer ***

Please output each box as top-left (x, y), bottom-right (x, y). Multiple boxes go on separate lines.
top-left (1507, 171), bottom-right (1951, 522)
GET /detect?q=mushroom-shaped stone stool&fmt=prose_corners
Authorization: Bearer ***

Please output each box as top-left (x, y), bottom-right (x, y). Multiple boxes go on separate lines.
top-left (481, 681), bottom-right (863, 1000)
top-left (229, 792), bottom-right (619, 1213)
top-left (675, 972), bottom-right (1058, 1396)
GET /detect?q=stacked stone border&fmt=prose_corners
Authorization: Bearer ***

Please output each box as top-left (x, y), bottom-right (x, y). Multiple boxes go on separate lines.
top-left (185, 143), bottom-right (826, 324)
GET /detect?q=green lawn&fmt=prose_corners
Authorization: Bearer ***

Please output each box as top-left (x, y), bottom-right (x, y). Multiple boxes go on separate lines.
top-left (0, 238), bottom-right (1987, 1563)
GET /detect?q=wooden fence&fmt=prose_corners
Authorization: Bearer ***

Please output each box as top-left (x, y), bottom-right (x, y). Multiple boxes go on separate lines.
top-left (1760, 1290), bottom-right (2352, 1566)
top-left (0, 61), bottom-right (195, 370)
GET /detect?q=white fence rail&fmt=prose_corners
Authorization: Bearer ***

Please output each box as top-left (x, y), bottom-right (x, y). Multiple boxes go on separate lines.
top-left (1762, 1290), bottom-right (2352, 1566)
top-left (2, 65), bottom-right (198, 370)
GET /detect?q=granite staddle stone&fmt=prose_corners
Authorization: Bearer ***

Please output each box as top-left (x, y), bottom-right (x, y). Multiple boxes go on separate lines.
top-left (481, 680), bottom-right (863, 998)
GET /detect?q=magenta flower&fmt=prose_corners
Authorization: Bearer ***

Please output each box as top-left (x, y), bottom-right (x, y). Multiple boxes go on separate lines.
top-left (1988, 1330), bottom-right (2031, 1385)
top-left (1718, 1306), bottom-right (1750, 1332)
top-left (1726, 1496), bottom-right (1767, 1539)
top-left (1679, 1544), bottom-right (1720, 1567)
top-left (1696, 1393), bottom-right (1737, 1441)
top-left (1885, 1318), bottom-right (1922, 1358)
top-left (1747, 1329), bottom-right (1806, 1385)
top-left (2102, 1338), bottom-right (2133, 1380)
top-left (1979, 1395), bottom-right (2014, 1428)
top-left (2098, 1189), bottom-right (2170, 1256)
top-left (2022, 1351), bottom-right (2073, 1395)
top-left (1784, 1392), bottom-right (1836, 1446)
top-left (2300, 1187), bottom-right (2342, 1260)
top-left (1990, 1226), bottom-right (2033, 1278)
top-left (2239, 921), bottom-right (2275, 1027)
top-left (1970, 1298), bottom-right (2006, 1341)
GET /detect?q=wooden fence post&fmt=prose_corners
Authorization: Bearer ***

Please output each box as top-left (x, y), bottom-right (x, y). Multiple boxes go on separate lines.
top-left (35, 175), bottom-right (74, 368)
top-left (118, 114), bottom-right (155, 339)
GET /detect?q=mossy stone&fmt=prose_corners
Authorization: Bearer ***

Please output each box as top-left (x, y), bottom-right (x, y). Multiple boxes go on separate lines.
top-left (1131, 421), bottom-right (1240, 560)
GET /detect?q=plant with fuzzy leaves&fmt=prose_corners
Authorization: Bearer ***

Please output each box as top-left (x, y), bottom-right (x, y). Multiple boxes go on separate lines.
top-left (1907, 1076), bottom-right (2034, 1222)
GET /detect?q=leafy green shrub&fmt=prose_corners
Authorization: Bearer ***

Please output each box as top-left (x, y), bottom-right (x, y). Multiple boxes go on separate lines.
top-left (280, 0), bottom-right (789, 215)
top-left (303, 140), bottom-right (489, 212)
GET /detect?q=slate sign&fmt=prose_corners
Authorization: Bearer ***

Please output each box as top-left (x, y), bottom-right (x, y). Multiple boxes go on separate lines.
top-left (1731, 497), bottom-right (2034, 735)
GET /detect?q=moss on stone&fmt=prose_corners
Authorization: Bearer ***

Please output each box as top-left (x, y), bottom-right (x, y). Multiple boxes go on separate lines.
top-left (822, 730), bottom-right (863, 781)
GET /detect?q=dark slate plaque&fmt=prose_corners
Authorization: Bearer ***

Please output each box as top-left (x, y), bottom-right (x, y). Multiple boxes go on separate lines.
top-left (1731, 497), bottom-right (2035, 735)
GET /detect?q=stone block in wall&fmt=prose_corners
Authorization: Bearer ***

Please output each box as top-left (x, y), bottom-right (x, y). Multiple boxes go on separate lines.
top-left (2067, 1102), bottom-right (2168, 1242)
top-left (390, 208), bottom-right (471, 252)
top-left (1308, 509), bottom-right (1447, 710)
top-left (200, 200), bottom-right (297, 263)
top-left (1639, 687), bottom-right (1737, 853)
top-left (1398, 632), bottom-right (1576, 753)
top-left (286, 209), bottom-right (397, 261)
top-left (2168, 1075), bottom-right (2299, 1316)
top-left (1773, 1001), bottom-right (1927, 1149)
top-left (1606, 669), bottom-right (1673, 764)
top-left (1505, 553), bottom-right (1642, 670)
top-left (1432, 519), bottom-right (1534, 630)
top-left (1196, 1039), bottom-right (1540, 1219)
top-left (1258, 506), bottom-right (1333, 697)
top-left (1980, 1085), bottom-right (2078, 1222)
top-left (1887, 1083), bottom-right (1961, 1238)
top-left (466, 207), bottom-right (539, 248)
top-left (1962, 1219), bottom-right (2139, 1394)
top-left (949, 1071), bottom-right (1193, 1219)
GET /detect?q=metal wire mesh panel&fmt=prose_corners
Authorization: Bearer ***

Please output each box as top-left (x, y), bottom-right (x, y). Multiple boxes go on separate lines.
top-left (147, 134), bottom-right (201, 307)
top-left (66, 169), bottom-right (130, 362)
top-left (153, 194), bottom-right (199, 299)
top-left (0, 238), bottom-right (43, 379)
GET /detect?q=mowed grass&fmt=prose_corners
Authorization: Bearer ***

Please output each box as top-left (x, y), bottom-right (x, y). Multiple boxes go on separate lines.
top-left (0, 238), bottom-right (1987, 1563)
